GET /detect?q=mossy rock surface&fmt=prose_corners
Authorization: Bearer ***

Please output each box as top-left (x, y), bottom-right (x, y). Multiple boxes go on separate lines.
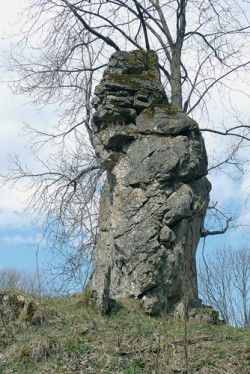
top-left (0, 289), bottom-right (59, 326)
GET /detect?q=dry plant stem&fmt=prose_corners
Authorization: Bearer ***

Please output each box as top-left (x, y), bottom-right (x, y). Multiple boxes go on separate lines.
top-left (183, 292), bottom-right (189, 374)
top-left (153, 332), bottom-right (161, 372)
top-left (83, 309), bottom-right (105, 339)
top-left (116, 334), bottom-right (213, 356)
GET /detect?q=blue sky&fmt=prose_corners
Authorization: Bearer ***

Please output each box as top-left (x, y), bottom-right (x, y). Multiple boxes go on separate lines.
top-left (0, 0), bottom-right (250, 277)
top-left (0, 82), bottom-right (54, 271)
top-left (0, 0), bottom-right (54, 271)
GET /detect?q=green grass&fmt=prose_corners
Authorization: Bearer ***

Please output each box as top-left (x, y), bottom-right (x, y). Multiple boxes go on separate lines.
top-left (0, 292), bottom-right (249, 373)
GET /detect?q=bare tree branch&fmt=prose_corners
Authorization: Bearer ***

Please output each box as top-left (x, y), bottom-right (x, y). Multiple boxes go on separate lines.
top-left (201, 217), bottom-right (232, 238)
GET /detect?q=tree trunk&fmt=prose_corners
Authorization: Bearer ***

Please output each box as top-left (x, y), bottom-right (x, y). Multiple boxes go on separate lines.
top-left (170, 47), bottom-right (182, 109)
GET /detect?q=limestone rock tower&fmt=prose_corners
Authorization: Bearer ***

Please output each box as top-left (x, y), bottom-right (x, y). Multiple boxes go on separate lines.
top-left (88, 50), bottom-right (211, 316)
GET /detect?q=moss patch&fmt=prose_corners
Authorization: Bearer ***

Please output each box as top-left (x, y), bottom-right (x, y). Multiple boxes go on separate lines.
top-left (104, 50), bottom-right (162, 90)
top-left (141, 104), bottom-right (181, 118)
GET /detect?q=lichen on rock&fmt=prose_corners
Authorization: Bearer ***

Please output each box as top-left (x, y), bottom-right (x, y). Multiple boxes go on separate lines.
top-left (88, 50), bottom-right (211, 317)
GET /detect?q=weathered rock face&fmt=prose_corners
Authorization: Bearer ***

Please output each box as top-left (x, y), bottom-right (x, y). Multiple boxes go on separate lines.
top-left (88, 50), bottom-right (211, 316)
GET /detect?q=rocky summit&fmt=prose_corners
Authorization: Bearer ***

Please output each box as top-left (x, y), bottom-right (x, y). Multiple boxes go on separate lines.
top-left (88, 50), bottom-right (211, 316)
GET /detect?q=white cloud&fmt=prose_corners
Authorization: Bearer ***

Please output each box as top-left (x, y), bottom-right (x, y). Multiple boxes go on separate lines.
top-left (0, 32), bottom-right (56, 231)
top-left (2, 233), bottom-right (44, 246)
top-left (241, 167), bottom-right (250, 195)
top-left (0, 209), bottom-right (29, 230)
top-left (0, 178), bottom-right (37, 229)
top-left (0, 1), bottom-right (31, 39)
top-left (208, 172), bottom-right (243, 206)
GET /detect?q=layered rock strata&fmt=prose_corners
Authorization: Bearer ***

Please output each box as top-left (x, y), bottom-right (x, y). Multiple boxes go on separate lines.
top-left (88, 50), bottom-right (211, 316)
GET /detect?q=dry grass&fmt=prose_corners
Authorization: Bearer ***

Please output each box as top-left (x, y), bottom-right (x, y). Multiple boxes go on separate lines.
top-left (0, 292), bottom-right (249, 373)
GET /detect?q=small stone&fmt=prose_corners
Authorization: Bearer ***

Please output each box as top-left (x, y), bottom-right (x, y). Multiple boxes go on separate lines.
top-left (159, 226), bottom-right (176, 242)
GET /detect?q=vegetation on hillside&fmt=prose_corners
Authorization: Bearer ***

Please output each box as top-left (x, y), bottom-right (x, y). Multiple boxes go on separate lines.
top-left (0, 291), bottom-right (249, 373)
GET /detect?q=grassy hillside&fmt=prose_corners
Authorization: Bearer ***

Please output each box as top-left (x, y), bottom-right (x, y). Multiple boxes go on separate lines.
top-left (0, 291), bottom-right (249, 373)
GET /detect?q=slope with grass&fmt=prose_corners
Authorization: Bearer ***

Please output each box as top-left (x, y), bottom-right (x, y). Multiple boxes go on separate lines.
top-left (0, 291), bottom-right (249, 373)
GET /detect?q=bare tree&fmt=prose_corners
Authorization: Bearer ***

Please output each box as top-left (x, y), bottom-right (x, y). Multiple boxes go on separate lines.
top-left (198, 245), bottom-right (250, 327)
top-left (0, 267), bottom-right (49, 296)
top-left (4, 134), bottom-right (103, 292)
top-left (1, 0), bottom-right (250, 288)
